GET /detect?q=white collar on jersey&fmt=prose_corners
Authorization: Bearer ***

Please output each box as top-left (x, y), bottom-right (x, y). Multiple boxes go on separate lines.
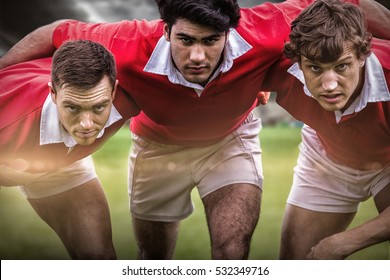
top-left (143, 28), bottom-right (252, 96)
top-left (287, 52), bottom-right (390, 123)
top-left (39, 94), bottom-right (123, 148)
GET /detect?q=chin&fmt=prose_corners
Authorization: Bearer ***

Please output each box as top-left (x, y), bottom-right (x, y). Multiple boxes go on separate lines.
top-left (318, 101), bottom-right (344, 112)
top-left (318, 104), bottom-right (337, 112)
top-left (76, 138), bottom-right (97, 146)
top-left (185, 74), bottom-right (209, 85)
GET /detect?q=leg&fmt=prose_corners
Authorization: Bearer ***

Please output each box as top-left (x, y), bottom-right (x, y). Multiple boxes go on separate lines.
top-left (305, 183), bottom-right (390, 259)
top-left (202, 183), bottom-right (261, 259)
top-left (373, 182), bottom-right (390, 245)
top-left (28, 178), bottom-right (116, 259)
top-left (373, 183), bottom-right (390, 213)
top-left (279, 204), bottom-right (355, 259)
top-left (132, 217), bottom-right (179, 259)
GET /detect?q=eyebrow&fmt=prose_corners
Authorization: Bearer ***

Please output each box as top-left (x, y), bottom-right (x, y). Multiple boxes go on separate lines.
top-left (176, 32), bottom-right (222, 40)
top-left (62, 99), bottom-right (111, 108)
top-left (303, 54), bottom-right (354, 64)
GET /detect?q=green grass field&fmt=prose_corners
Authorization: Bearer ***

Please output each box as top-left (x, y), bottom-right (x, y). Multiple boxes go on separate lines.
top-left (0, 125), bottom-right (388, 259)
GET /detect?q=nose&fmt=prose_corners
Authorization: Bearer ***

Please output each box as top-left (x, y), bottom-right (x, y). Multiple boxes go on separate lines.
top-left (190, 44), bottom-right (206, 63)
top-left (322, 71), bottom-right (338, 91)
top-left (79, 112), bottom-right (93, 129)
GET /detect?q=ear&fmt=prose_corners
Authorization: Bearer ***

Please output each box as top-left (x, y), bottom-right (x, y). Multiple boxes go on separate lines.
top-left (48, 82), bottom-right (57, 104)
top-left (163, 23), bottom-right (170, 41)
top-left (298, 60), bottom-right (302, 70)
top-left (111, 79), bottom-right (119, 100)
top-left (225, 31), bottom-right (230, 44)
top-left (359, 59), bottom-right (365, 67)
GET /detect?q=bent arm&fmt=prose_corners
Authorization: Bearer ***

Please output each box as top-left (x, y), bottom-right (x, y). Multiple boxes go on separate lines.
top-left (307, 206), bottom-right (390, 259)
top-left (361, 0), bottom-right (390, 40)
top-left (0, 20), bottom-right (67, 70)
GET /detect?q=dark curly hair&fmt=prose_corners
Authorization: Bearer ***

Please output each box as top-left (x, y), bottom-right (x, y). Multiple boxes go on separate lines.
top-left (284, 0), bottom-right (372, 63)
top-left (155, 0), bottom-right (240, 33)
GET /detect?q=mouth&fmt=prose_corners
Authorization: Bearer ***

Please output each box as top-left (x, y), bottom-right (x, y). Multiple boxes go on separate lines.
top-left (187, 65), bottom-right (207, 74)
top-left (75, 130), bottom-right (97, 138)
top-left (319, 93), bottom-right (343, 104)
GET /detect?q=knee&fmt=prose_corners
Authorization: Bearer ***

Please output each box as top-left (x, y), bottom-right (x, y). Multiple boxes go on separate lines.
top-left (71, 247), bottom-right (117, 260)
top-left (212, 234), bottom-right (252, 260)
top-left (212, 243), bottom-right (250, 260)
top-left (67, 240), bottom-right (117, 260)
top-left (137, 247), bottom-right (173, 260)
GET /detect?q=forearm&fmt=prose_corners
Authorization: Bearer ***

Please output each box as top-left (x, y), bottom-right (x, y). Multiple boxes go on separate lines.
top-left (308, 206), bottom-right (390, 259)
top-left (0, 20), bottom-right (67, 69)
top-left (359, 0), bottom-right (390, 40)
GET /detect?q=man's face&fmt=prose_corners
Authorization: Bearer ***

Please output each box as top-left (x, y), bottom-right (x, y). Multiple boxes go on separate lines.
top-left (50, 76), bottom-right (117, 146)
top-left (300, 44), bottom-right (365, 112)
top-left (164, 18), bottom-right (228, 86)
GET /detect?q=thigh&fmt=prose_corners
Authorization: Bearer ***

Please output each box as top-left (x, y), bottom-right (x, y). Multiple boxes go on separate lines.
top-left (280, 204), bottom-right (356, 259)
top-left (374, 182), bottom-right (390, 213)
top-left (202, 183), bottom-right (261, 259)
top-left (28, 178), bottom-right (116, 259)
top-left (203, 184), bottom-right (261, 233)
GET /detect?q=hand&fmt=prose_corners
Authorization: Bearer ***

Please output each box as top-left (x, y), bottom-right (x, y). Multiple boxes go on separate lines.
top-left (0, 162), bottom-right (36, 187)
top-left (257, 91), bottom-right (271, 105)
top-left (306, 235), bottom-right (348, 260)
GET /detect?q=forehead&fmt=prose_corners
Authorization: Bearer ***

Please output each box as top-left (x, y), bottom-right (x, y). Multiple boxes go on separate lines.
top-left (171, 18), bottom-right (221, 37)
top-left (58, 76), bottom-right (113, 104)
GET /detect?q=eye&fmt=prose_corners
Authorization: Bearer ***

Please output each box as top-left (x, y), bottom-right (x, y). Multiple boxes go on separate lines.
top-left (336, 63), bottom-right (348, 71)
top-left (94, 105), bottom-right (106, 113)
top-left (66, 106), bottom-right (79, 113)
top-left (309, 65), bottom-right (321, 73)
top-left (180, 37), bottom-right (193, 45)
top-left (204, 38), bottom-right (217, 45)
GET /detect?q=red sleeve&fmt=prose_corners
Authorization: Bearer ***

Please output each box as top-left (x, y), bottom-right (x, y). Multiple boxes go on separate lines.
top-left (113, 87), bottom-right (141, 120)
top-left (272, 0), bottom-right (359, 21)
top-left (0, 58), bottom-right (51, 130)
top-left (261, 57), bottom-right (294, 93)
top-left (52, 20), bottom-right (123, 50)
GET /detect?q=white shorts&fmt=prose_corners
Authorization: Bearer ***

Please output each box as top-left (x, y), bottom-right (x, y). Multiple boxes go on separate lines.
top-left (0, 156), bottom-right (97, 199)
top-left (287, 125), bottom-right (390, 213)
top-left (128, 114), bottom-right (263, 222)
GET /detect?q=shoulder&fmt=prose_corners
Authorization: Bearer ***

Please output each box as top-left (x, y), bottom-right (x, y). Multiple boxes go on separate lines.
top-left (56, 19), bottom-right (164, 40)
top-left (237, 2), bottom-right (308, 50)
top-left (371, 39), bottom-right (390, 90)
top-left (0, 58), bottom-right (50, 129)
top-left (372, 39), bottom-right (390, 70)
